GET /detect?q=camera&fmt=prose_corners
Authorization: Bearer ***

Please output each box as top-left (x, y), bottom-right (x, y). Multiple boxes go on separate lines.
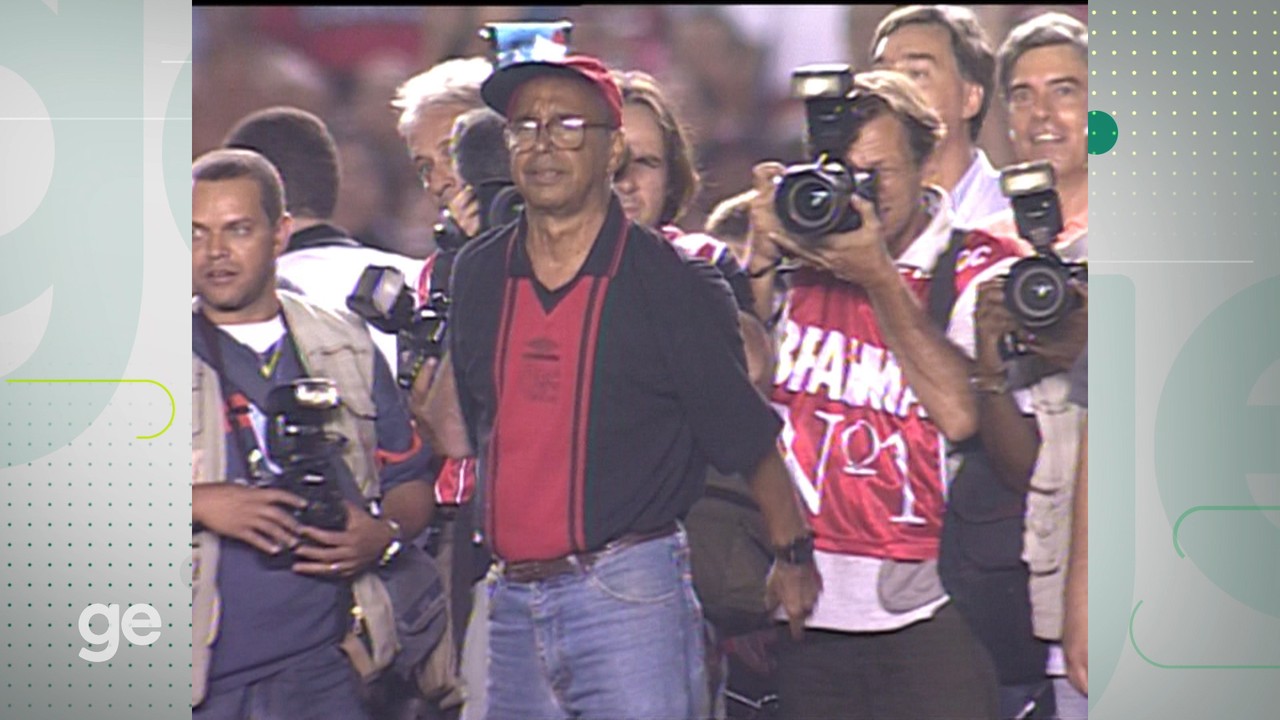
top-left (999, 161), bottom-right (1087, 353)
top-left (775, 64), bottom-right (878, 240)
top-left (347, 265), bottom-right (448, 388)
top-left (261, 379), bottom-right (349, 567)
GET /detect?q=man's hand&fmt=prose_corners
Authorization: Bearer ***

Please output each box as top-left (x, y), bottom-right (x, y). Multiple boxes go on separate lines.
top-left (765, 560), bottom-right (822, 640)
top-left (292, 501), bottom-right (395, 579)
top-left (771, 192), bottom-right (898, 290)
top-left (746, 162), bottom-right (788, 275)
top-left (447, 185), bottom-right (482, 238)
top-left (974, 277), bottom-right (1019, 374)
top-left (192, 483), bottom-right (306, 556)
top-left (1064, 601), bottom-right (1088, 695)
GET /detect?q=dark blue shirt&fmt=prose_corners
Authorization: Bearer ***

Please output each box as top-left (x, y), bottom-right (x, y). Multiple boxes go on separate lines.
top-left (200, 320), bottom-right (431, 691)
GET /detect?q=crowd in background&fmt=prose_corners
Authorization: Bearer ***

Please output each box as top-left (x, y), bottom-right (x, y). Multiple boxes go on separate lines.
top-left (190, 6), bottom-right (1090, 719)
top-left (192, 5), bottom-right (1086, 258)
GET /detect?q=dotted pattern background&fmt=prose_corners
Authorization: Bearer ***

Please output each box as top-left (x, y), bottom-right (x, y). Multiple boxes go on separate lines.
top-left (0, 392), bottom-right (188, 717)
top-left (1090, 6), bottom-right (1280, 272)
top-left (1090, 3), bottom-right (1280, 720)
top-left (0, 1), bottom-right (191, 717)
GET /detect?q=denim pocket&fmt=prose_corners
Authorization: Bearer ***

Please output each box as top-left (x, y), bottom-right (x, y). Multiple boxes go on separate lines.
top-left (586, 540), bottom-right (681, 604)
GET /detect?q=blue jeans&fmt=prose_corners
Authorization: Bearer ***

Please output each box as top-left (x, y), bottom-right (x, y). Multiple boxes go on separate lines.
top-left (484, 528), bottom-right (710, 720)
top-left (194, 643), bottom-right (368, 720)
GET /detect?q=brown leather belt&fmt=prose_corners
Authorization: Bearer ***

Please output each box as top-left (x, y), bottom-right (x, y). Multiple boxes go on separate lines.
top-left (498, 521), bottom-right (680, 584)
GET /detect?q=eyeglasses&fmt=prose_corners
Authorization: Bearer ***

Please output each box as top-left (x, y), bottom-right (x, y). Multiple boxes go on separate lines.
top-left (506, 115), bottom-right (614, 151)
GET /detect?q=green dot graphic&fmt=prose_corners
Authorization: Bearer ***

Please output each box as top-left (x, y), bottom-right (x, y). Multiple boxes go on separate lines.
top-left (1089, 110), bottom-right (1119, 154)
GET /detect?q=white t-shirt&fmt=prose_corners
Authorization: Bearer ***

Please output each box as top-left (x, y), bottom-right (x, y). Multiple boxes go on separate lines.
top-left (277, 244), bottom-right (423, 369)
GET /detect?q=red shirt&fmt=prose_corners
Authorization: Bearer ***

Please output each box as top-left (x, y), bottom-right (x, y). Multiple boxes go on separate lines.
top-left (771, 209), bottom-right (1022, 561)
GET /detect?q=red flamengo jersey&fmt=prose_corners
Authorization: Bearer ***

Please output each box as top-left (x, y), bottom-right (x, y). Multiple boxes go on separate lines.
top-left (770, 227), bottom-right (1022, 561)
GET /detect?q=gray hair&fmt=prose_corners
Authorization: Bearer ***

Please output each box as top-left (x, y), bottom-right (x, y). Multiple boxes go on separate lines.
top-left (392, 57), bottom-right (493, 138)
top-left (997, 13), bottom-right (1088, 100)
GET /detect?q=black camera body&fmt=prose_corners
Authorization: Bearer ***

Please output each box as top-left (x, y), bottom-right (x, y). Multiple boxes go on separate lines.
top-left (775, 64), bottom-right (878, 240)
top-left (348, 265), bottom-right (449, 389)
top-left (998, 161), bottom-right (1087, 355)
top-left (261, 379), bottom-right (349, 567)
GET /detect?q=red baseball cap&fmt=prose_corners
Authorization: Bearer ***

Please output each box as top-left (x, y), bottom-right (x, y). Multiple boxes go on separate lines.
top-left (481, 54), bottom-right (623, 127)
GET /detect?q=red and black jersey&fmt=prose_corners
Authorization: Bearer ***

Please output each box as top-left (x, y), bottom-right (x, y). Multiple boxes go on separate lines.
top-left (771, 214), bottom-right (1023, 562)
top-left (449, 197), bottom-right (781, 562)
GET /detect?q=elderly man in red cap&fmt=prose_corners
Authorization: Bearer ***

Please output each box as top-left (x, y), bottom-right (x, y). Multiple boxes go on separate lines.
top-left (425, 51), bottom-right (821, 719)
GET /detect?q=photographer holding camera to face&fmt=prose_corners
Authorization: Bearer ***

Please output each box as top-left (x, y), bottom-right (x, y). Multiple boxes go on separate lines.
top-left (942, 13), bottom-right (1089, 719)
top-left (749, 68), bottom-right (1027, 719)
top-left (190, 149), bottom-right (436, 720)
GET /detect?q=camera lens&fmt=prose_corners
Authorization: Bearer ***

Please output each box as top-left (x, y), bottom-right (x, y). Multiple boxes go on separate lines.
top-left (776, 166), bottom-right (861, 238)
top-left (1006, 257), bottom-right (1069, 329)
top-left (788, 176), bottom-right (839, 227)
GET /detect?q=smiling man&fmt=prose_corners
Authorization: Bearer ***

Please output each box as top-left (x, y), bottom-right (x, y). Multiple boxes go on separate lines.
top-left (437, 54), bottom-right (820, 720)
top-left (992, 12), bottom-right (1089, 262)
top-left (965, 13), bottom-right (1091, 720)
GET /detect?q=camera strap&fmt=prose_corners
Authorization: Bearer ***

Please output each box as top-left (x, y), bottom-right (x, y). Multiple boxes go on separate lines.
top-left (193, 312), bottom-right (305, 483)
top-left (926, 229), bottom-right (969, 332)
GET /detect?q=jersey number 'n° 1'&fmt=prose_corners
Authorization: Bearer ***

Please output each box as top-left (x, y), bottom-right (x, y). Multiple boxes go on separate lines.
top-left (770, 231), bottom-right (1020, 561)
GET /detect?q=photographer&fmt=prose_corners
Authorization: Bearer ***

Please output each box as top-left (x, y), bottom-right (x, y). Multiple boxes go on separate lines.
top-left (948, 14), bottom-right (1089, 719)
top-left (392, 57), bottom-right (490, 463)
top-left (392, 59), bottom-right (498, 719)
top-left (749, 68), bottom-right (1022, 719)
top-left (191, 149), bottom-right (434, 720)
top-left (979, 13), bottom-right (1088, 263)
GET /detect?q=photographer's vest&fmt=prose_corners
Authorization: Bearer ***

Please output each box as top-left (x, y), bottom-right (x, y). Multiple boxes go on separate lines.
top-left (1022, 372), bottom-right (1083, 640)
top-left (191, 291), bottom-right (397, 706)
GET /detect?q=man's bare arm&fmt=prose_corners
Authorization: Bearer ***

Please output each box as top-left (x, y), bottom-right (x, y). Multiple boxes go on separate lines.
top-left (410, 352), bottom-right (474, 457)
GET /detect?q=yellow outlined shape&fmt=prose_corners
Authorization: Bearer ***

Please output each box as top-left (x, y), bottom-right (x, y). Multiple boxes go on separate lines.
top-left (5, 378), bottom-right (175, 439)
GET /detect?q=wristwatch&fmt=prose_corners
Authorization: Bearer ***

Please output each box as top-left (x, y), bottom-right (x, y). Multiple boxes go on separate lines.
top-left (774, 532), bottom-right (816, 566)
top-left (367, 499), bottom-right (404, 567)
top-left (379, 518), bottom-right (404, 567)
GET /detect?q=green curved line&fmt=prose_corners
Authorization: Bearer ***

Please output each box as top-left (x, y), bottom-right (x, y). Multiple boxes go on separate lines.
top-left (1172, 505), bottom-right (1280, 558)
top-left (1130, 600), bottom-right (1280, 669)
top-left (5, 378), bottom-right (175, 440)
